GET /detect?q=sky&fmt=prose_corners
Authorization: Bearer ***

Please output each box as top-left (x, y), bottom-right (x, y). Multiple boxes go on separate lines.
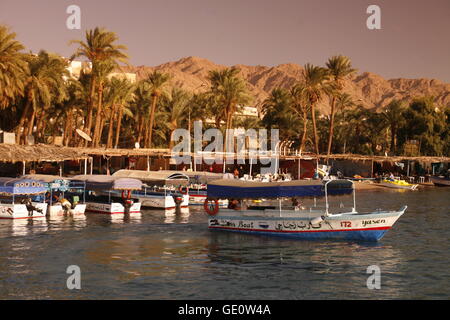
top-left (1, 0), bottom-right (449, 82)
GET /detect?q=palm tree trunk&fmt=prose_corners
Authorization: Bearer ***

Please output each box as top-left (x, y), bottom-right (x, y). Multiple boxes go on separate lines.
top-left (326, 96), bottom-right (336, 155)
top-left (98, 116), bottom-right (105, 147)
top-left (137, 115), bottom-right (144, 145)
top-left (114, 105), bottom-right (124, 148)
top-left (16, 94), bottom-right (32, 144)
top-left (26, 108), bottom-right (36, 138)
top-left (63, 112), bottom-right (72, 146)
top-left (85, 78), bottom-right (96, 133)
top-left (147, 94), bottom-right (158, 148)
top-left (311, 103), bottom-right (320, 154)
top-left (92, 82), bottom-right (104, 147)
top-left (300, 109), bottom-right (308, 153)
top-left (106, 104), bottom-right (116, 149)
top-left (35, 109), bottom-right (46, 143)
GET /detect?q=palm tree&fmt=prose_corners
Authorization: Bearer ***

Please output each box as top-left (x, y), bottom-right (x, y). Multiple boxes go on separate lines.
top-left (262, 88), bottom-right (301, 142)
top-left (91, 61), bottom-right (115, 147)
top-left (131, 80), bottom-right (152, 146)
top-left (290, 83), bottom-right (310, 153)
top-left (113, 79), bottom-right (135, 148)
top-left (15, 51), bottom-right (68, 144)
top-left (70, 27), bottom-right (128, 145)
top-left (207, 67), bottom-right (252, 132)
top-left (301, 63), bottom-right (332, 154)
top-left (144, 71), bottom-right (171, 148)
top-left (325, 55), bottom-right (356, 155)
top-left (160, 87), bottom-right (191, 149)
top-left (382, 99), bottom-right (406, 154)
top-left (0, 25), bottom-right (28, 110)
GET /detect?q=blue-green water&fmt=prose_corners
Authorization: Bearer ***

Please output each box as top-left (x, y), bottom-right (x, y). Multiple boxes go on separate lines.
top-left (0, 187), bottom-right (449, 299)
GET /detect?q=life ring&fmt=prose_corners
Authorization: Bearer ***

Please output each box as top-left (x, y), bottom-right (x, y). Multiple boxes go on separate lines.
top-left (121, 190), bottom-right (132, 200)
top-left (204, 199), bottom-right (219, 216)
top-left (178, 186), bottom-right (188, 195)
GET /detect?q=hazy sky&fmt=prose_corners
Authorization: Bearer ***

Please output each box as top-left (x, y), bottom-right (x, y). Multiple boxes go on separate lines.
top-left (1, 0), bottom-right (449, 82)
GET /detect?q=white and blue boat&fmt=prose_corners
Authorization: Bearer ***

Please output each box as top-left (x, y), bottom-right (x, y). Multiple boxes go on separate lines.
top-left (0, 178), bottom-right (48, 219)
top-left (204, 179), bottom-right (407, 242)
top-left (71, 175), bottom-right (142, 215)
top-left (112, 170), bottom-right (189, 209)
top-left (23, 174), bottom-right (87, 217)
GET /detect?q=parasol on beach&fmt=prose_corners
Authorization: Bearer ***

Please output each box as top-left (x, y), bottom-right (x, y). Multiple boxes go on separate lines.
top-left (76, 129), bottom-right (92, 142)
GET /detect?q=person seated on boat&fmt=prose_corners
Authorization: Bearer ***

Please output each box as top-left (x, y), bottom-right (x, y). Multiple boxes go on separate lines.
top-left (291, 197), bottom-right (305, 211)
top-left (389, 172), bottom-right (395, 181)
top-left (228, 199), bottom-right (241, 210)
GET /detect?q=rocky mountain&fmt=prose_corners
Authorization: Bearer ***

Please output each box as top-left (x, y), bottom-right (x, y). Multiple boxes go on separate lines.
top-left (123, 56), bottom-right (450, 114)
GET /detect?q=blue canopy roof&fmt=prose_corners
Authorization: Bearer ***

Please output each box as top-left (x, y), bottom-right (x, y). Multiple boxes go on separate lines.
top-left (0, 178), bottom-right (48, 195)
top-left (206, 179), bottom-right (353, 199)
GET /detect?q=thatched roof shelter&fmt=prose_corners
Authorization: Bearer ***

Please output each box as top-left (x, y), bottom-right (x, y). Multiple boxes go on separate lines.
top-left (0, 144), bottom-right (171, 163)
top-left (0, 144), bottom-right (88, 162)
top-left (317, 153), bottom-right (450, 163)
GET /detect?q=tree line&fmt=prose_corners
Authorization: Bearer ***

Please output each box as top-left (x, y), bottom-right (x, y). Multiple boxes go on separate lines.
top-left (0, 25), bottom-right (448, 156)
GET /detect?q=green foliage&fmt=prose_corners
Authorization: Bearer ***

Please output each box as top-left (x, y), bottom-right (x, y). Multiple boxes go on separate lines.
top-left (399, 96), bottom-right (447, 156)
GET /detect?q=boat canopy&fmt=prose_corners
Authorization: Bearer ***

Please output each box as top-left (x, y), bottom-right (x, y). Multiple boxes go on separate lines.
top-left (0, 178), bottom-right (48, 195)
top-left (22, 174), bottom-right (70, 191)
top-left (206, 179), bottom-right (354, 199)
top-left (71, 175), bottom-right (142, 191)
top-left (112, 170), bottom-right (190, 186)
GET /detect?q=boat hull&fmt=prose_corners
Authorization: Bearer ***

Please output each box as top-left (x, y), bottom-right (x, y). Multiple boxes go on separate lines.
top-left (190, 193), bottom-right (228, 207)
top-left (85, 201), bottom-right (141, 215)
top-left (47, 204), bottom-right (87, 217)
top-left (430, 177), bottom-right (450, 187)
top-left (208, 208), bottom-right (406, 242)
top-left (379, 181), bottom-right (418, 190)
top-left (0, 203), bottom-right (48, 219)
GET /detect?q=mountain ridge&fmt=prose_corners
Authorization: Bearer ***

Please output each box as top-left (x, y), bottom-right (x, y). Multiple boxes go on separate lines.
top-left (123, 56), bottom-right (450, 113)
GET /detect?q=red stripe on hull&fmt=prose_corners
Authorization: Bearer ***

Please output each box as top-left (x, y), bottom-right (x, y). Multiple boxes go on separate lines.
top-left (208, 226), bottom-right (391, 233)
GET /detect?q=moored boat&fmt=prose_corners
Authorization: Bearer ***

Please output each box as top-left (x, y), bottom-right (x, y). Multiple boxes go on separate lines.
top-left (379, 178), bottom-right (418, 190)
top-left (71, 175), bottom-right (142, 215)
top-left (112, 170), bottom-right (189, 209)
top-left (23, 174), bottom-right (86, 217)
top-left (429, 176), bottom-right (450, 187)
top-left (0, 178), bottom-right (48, 219)
top-left (204, 179), bottom-right (407, 242)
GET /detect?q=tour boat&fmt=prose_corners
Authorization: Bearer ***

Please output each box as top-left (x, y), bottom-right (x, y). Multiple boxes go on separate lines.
top-left (204, 179), bottom-right (407, 242)
top-left (23, 174), bottom-right (86, 217)
top-left (189, 185), bottom-right (228, 207)
top-left (0, 178), bottom-right (48, 219)
top-left (379, 178), bottom-right (418, 190)
top-left (71, 175), bottom-right (142, 215)
top-left (112, 170), bottom-right (190, 209)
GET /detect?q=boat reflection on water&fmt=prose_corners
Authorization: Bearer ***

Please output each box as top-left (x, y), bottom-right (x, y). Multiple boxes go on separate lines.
top-left (0, 217), bottom-right (47, 237)
top-left (204, 230), bottom-right (406, 299)
top-left (163, 207), bottom-right (190, 224)
top-left (46, 213), bottom-right (87, 230)
top-left (84, 212), bottom-right (142, 225)
top-left (109, 213), bottom-right (142, 224)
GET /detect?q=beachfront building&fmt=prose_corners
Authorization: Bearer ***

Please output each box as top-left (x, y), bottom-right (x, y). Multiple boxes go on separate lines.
top-left (65, 60), bottom-right (92, 80)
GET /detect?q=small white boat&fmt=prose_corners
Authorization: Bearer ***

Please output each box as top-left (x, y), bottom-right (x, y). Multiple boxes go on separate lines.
top-left (379, 178), bottom-right (418, 190)
top-left (23, 174), bottom-right (86, 217)
top-left (0, 178), bottom-right (48, 219)
top-left (112, 170), bottom-right (191, 209)
top-left (71, 175), bottom-right (142, 215)
top-left (204, 179), bottom-right (407, 242)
